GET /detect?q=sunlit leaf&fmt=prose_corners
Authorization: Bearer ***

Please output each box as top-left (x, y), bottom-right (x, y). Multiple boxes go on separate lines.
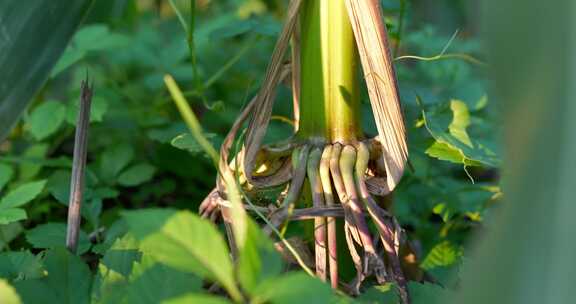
top-left (419, 98), bottom-right (500, 167)
top-left (0, 279), bottom-right (22, 304)
top-left (122, 209), bottom-right (240, 300)
top-left (163, 294), bottom-right (232, 304)
top-left (421, 241), bottom-right (463, 270)
top-left (237, 220), bottom-right (283, 295)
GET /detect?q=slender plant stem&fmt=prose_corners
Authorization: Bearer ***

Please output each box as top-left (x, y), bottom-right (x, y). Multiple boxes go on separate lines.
top-left (393, 0), bottom-right (406, 58)
top-left (164, 74), bottom-right (219, 166)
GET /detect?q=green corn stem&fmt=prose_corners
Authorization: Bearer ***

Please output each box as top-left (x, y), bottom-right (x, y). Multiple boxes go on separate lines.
top-left (298, 0), bottom-right (360, 142)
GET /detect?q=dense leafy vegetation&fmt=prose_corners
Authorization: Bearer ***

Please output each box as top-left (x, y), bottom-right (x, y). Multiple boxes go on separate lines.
top-left (0, 0), bottom-right (500, 303)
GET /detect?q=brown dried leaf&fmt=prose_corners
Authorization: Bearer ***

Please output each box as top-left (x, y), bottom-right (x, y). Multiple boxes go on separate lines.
top-left (242, 0), bottom-right (303, 188)
top-left (345, 0), bottom-right (408, 190)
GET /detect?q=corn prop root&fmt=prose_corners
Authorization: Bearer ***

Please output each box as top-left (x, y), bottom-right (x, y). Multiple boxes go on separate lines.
top-left (319, 146), bottom-right (338, 289)
top-left (307, 147), bottom-right (327, 281)
top-left (201, 141), bottom-right (410, 303)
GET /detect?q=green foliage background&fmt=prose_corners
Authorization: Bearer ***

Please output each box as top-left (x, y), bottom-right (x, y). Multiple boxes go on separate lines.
top-left (0, 0), bottom-right (501, 303)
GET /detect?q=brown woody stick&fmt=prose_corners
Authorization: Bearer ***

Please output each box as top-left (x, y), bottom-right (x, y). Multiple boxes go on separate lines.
top-left (66, 79), bottom-right (93, 253)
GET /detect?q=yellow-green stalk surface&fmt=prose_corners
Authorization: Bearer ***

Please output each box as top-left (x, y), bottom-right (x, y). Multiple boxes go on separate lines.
top-left (299, 0), bottom-right (360, 143)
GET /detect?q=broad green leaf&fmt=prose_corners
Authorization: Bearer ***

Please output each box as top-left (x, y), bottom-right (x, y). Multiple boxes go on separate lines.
top-left (0, 0), bottom-right (94, 141)
top-left (409, 282), bottom-right (446, 304)
top-left (122, 209), bottom-right (240, 300)
top-left (252, 272), bottom-right (334, 304)
top-left (0, 180), bottom-right (46, 209)
top-left (14, 248), bottom-right (93, 304)
top-left (92, 235), bottom-right (141, 304)
top-left (27, 101), bottom-right (66, 140)
top-left (66, 96), bottom-right (109, 124)
top-left (425, 142), bottom-right (481, 166)
top-left (421, 241), bottom-right (463, 270)
top-left (0, 163), bottom-right (14, 192)
top-left (117, 163), bottom-right (156, 187)
top-left (46, 170), bottom-right (103, 227)
top-left (18, 144), bottom-right (49, 180)
top-left (0, 251), bottom-right (44, 280)
top-left (51, 47), bottom-right (86, 77)
top-left (100, 235), bottom-right (141, 277)
top-left (0, 279), bottom-right (22, 304)
top-left (170, 132), bottom-right (217, 155)
top-left (73, 24), bottom-right (131, 52)
top-left (163, 294), bottom-right (232, 304)
top-left (357, 284), bottom-right (398, 304)
top-left (419, 98), bottom-right (500, 167)
top-left (92, 219), bottom-right (129, 255)
top-left (26, 223), bottom-right (91, 254)
top-left (0, 223), bottom-right (23, 250)
top-left (448, 100), bottom-right (472, 146)
top-left (147, 123), bottom-right (187, 144)
top-left (126, 255), bottom-right (202, 304)
top-left (99, 144), bottom-right (134, 181)
top-left (237, 220), bottom-right (282, 295)
top-left (0, 208), bottom-right (27, 225)
top-left (83, 198), bottom-right (102, 229)
top-left (51, 24), bottom-right (130, 76)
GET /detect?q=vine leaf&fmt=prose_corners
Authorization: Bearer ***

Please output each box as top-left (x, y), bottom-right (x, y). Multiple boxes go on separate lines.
top-left (419, 98), bottom-right (500, 167)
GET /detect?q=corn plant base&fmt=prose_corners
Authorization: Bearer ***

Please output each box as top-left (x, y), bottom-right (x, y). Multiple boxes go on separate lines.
top-left (200, 140), bottom-right (411, 303)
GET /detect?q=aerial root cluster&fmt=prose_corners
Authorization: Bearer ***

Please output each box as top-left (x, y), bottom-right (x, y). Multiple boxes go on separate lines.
top-left (200, 141), bottom-right (409, 303)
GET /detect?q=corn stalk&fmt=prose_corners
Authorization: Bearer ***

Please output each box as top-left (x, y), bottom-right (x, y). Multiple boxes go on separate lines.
top-left (200, 0), bottom-right (413, 302)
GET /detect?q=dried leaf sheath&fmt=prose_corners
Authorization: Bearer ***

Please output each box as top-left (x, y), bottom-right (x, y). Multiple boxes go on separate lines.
top-left (345, 0), bottom-right (408, 190)
top-left (242, 0), bottom-right (303, 188)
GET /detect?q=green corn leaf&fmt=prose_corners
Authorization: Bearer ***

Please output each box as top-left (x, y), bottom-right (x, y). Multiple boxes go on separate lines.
top-left (0, 0), bottom-right (94, 141)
